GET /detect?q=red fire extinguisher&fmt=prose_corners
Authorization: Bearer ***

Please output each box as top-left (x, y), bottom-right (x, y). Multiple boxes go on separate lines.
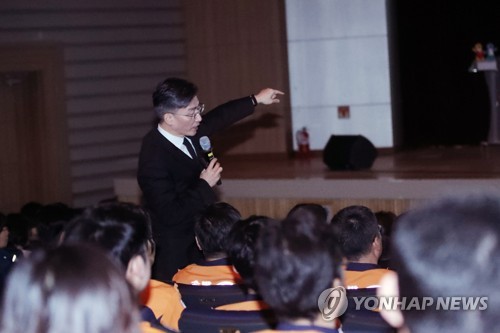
top-left (296, 126), bottom-right (310, 157)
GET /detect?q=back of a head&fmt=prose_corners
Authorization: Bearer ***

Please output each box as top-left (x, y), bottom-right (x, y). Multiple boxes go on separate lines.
top-left (330, 205), bottom-right (379, 261)
top-left (62, 202), bottom-right (151, 270)
top-left (37, 203), bottom-right (76, 225)
top-left (5, 213), bottom-right (31, 250)
top-left (20, 201), bottom-right (43, 219)
top-left (0, 244), bottom-right (140, 333)
top-left (35, 203), bottom-right (78, 247)
top-left (285, 203), bottom-right (329, 240)
top-left (287, 203), bottom-right (328, 222)
top-left (226, 215), bottom-right (276, 289)
top-left (255, 220), bottom-right (343, 321)
top-left (374, 210), bottom-right (396, 238)
top-left (194, 202), bottom-right (241, 255)
top-left (393, 194), bottom-right (500, 333)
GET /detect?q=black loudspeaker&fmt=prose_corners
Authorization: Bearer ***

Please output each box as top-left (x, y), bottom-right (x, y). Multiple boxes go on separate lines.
top-left (323, 135), bottom-right (377, 170)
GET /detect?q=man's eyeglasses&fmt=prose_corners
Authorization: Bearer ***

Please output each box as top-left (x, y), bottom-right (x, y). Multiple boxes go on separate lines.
top-left (171, 104), bottom-right (205, 119)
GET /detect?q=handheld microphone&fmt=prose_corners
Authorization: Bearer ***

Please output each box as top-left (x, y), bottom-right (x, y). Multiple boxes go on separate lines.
top-left (199, 136), bottom-right (222, 185)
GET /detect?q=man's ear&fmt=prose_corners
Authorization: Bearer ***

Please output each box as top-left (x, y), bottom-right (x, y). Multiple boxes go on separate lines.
top-left (162, 112), bottom-right (174, 125)
top-left (372, 234), bottom-right (383, 257)
top-left (378, 271), bottom-right (405, 329)
top-left (126, 255), bottom-right (150, 293)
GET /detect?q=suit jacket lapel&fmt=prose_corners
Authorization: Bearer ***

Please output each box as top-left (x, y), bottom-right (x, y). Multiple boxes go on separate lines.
top-left (152, 130), bottom-right (210, 172)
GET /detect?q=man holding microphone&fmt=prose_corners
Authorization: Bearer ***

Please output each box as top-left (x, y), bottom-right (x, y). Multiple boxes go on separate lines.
top-left (137, 77), bottom-right (283, 282)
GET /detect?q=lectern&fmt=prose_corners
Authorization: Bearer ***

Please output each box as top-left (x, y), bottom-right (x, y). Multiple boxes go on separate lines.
top-left (470, 57), bottom-right (500, 144)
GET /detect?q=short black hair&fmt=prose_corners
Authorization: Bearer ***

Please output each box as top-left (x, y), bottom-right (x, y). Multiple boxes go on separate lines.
top-left (392, 194), bottom-right (500, 333)
top-left (194, 202), bottom-right (241, 255)
top-left (330, 205), bottom-right (379, 261)
top-left (0, 244), bottom-right (139, 333)
top-left (152, 77), bottom-right (198, 120)
top-left (226, 215), bottom-right (276, 290)
top-left (62, 202), bottom-right (152, 270)
top-left (285, 203), bottom-right (329, 241)
top-left (255, 219), bottom-right (343, 321)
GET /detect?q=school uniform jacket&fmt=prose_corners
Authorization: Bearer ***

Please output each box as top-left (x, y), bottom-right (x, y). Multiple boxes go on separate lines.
top-left (344, 262), bottom-right (389, 289)
top-left (172, 257), bottom-right (242, 286)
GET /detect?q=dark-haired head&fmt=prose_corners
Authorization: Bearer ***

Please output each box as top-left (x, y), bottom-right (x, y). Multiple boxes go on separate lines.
top-left (152, 77), bottom-right (198, 122)
top-left (287, 203), bottom-right (328, 224)
top-left (285, 203), bottom-right (329, 242)
top-left (194, 202), bottom-right (241, 257)
top-left (226, 215), bottom-right (277, 290)
top-left (255, 220), bottom-right (343, 321)
top-left (384, 194), bottom-right (500, 333)
top-left (330, 205), bottom-right (381, 261)
top-left (0, 244), bottom-right (139, 333)
top-left (62, 202), bottom-right (153, 292)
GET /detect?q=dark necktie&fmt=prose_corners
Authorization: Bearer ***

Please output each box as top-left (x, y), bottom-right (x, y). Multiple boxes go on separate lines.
top-left (183, 137), bottom-right (197, 158)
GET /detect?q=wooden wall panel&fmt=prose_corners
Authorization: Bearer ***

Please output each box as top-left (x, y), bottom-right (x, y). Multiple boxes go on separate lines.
top-left (0, 45), bottom-right (71, 212)
top-left (66, 76), bottom-right (166, 96)
top-left (0, 1), bottom-right (186, 208)
top-left (112, 177), bottom-right (423, 219)
top-left (183, 0), bottom-right (292, 155)
top-left (0, 0), bottom-right (292, 209)
top-left (223, 197), bottom-right (423, 220)
top-left (0, 27), bottom-right (184, 44)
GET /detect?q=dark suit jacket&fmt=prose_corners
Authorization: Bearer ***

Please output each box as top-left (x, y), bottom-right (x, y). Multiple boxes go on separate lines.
top-left (137, 97), bottom-right (254, 281)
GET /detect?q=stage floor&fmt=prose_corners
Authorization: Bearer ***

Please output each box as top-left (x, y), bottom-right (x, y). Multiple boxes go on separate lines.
top-left (217, 145), bottom-right (500, 205)
top-left (222, 145), bottom-right (500, 180)
top-left (114, 146), bottom-right (500, 218)
top-left (114, 145), bottom-right (500, 217)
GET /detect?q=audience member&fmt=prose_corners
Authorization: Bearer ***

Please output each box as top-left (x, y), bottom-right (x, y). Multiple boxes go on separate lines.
top-left (19, 201), bottom-right (43, 220)
top-left (255, 217), bottom-right (344, 332)
top-left (375, 210), bottom-right (397, 269)
top-left (217, 215), bottom-right (277, 311)
top-left (173, 202), bottom-right (242, 286)
top-left (62, 202), bottom-right (182, 332)
top-left (285, 203), bottom-right (329, 240)
top-left (375, 210), bottom-right (396, 238)
top-left (35, 202), bottom-right (80, 246)
top-left (18, 201), bottom-right (43, 241)
top-left (379, 194), bottom-right (500, 333)
top-left (139, 237), bottom-right (184, 331)
top-left (0, 244), bottom-right (140, 333)
top-left (0, 213), bottom-right (22, 297)
top-left (330, 205), bottom-right (389, 288)
top-left (5, 213), bottom-right (34, 256)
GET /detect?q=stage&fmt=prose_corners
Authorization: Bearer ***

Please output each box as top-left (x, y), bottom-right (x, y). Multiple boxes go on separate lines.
top-left (114, 145), bottom-right (500, 218)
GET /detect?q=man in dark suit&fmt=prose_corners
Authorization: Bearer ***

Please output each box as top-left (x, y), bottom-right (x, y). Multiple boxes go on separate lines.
top-left (137, 77), bottom-right (283, 282)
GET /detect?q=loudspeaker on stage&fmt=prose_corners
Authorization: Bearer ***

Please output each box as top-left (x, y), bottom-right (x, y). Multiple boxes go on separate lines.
top-left (323, 135), bottom-right (377, 170)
